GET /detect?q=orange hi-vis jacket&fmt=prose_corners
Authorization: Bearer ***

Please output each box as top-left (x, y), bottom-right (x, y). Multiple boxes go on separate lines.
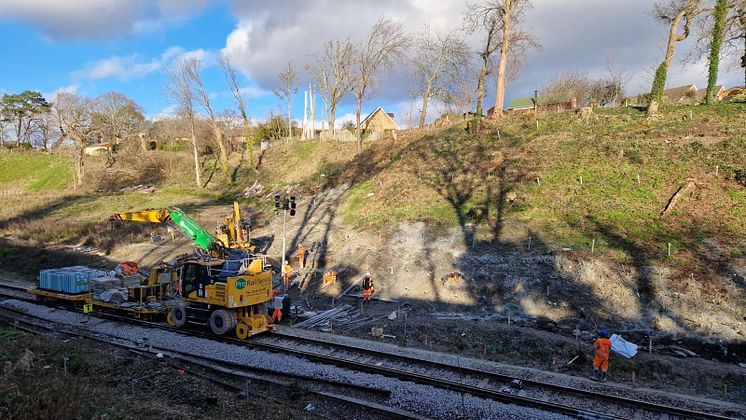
top-left (593, 337), bottom-right (612, 372)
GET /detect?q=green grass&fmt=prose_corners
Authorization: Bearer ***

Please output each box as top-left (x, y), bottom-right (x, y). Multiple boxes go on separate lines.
top-left (0, 152), bottom-right (73, 191)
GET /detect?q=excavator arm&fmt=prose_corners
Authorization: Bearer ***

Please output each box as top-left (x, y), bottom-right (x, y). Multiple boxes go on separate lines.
top-left (110, 208), bottom-right (224, 254)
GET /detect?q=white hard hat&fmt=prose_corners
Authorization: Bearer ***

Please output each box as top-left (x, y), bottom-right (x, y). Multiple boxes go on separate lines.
top-left (365, 272), bottom-right (371, 276)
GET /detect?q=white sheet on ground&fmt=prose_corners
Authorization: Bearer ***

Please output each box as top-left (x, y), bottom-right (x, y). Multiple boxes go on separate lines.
top-left (610, 333), bottom-right (638, 358)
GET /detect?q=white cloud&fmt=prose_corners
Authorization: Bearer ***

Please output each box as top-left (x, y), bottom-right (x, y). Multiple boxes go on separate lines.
top-left (222, 0), bottom-right (743, 110)
top-left (0, 0), bottom-right (211, 40)
top-left (73, 54), bottom-right (161, 80)
top-left (41, 84), bottom-right (79, 102)
top-left (150, 104), bottom-right (178, 121)
top-left (72, 46), bottom-right (214, 81)
top-left (239, 86), bottom-right (272, 99)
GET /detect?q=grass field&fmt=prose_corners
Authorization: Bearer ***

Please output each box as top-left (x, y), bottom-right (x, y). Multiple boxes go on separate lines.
top-left (0, 152), bottom-right (73, 191)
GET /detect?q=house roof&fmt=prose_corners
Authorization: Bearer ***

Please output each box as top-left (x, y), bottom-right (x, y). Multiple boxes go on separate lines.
top-left (361, 106), bottom-right (400, 130)
top-left (507, 91), bottom-right (575, 109)
top-left (507, 97), bottom-right (535, 109)
top-left (662, 84), bottom-right (697, 102)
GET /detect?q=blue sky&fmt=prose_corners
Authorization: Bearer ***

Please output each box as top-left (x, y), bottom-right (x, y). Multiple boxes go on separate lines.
top-left (0, 1), bottom-right (742, 127)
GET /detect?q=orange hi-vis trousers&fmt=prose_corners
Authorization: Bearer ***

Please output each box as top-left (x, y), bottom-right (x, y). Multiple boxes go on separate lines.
top-left (272, 308), bottom-right (283, 323)
top-left (363, 287), bottom-right (373, 301)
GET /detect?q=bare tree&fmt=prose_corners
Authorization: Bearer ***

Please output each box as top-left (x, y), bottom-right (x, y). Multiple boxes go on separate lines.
top-left (165, 57), bottom-right (203, 189)
top-left (465, 0), bottom-right (539, 119)
top-left (308, 39), bottom-right (355, 135)
top-left (30, 110), bottom-right (58, 149)
top-left (588, 60), bottom-right (629, 106)
top-left (412, 27), bottom-right (471, 129)
top-left (541, 71), bottom-right (590, 107)
top-left (272, 62), bottom-right (298, 140)
top-left (92, 91), bottom-right (144, 147)
top-left (220, 54), bottom-right (256, 170)
top-left (182, 59), bottom-right (231, 179)
top-left (55, 92), bottom-right (96, 189)
top-left (648, 0), bottom-right (705, 115)
top-left (353, 18), bottom-right (410, 151)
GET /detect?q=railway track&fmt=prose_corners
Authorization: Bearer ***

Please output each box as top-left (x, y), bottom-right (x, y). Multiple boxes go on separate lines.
top-left (0, 303), bottom-right (424, 420)
top-left (0, 283), bottom-right (741, 419)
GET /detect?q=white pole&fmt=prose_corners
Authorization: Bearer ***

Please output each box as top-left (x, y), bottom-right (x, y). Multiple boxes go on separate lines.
top-left (310, 84), bottom-right (316, 138)
top-left (302, 90), bottom-right (308, 140)
top-left (281, 209), bottom-right (287, 292)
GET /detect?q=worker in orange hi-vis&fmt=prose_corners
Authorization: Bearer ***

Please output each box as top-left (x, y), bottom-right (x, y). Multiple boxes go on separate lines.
top-left (322, 271), bottom-right (337, 287)
top-left (362, 272), bottom-right (374, 302)
top-left (592, 329), bottom-right (612, 382)
top-left (283, 263), bottom-right (294, 289)
top-left (271, 290), bottom-right (283, 323)
top-left (297, 244), bottom-right (306, 268)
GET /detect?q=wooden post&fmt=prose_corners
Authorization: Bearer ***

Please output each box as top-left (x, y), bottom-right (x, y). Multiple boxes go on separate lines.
top-left (536, 177), bottom-right (540, 186)
top-left (483, 344), bottom-right (487, 357)
top-left (667, 243), bottom-right (672, 257)
top-left (637, 174), bottom-right (640, 185)
top-left (508, 311), bottom-right (511, 325)
top-left (591, 238), bottom-right (595, 253)
top-left (715, 165), bottom-right (719, 176)
top-left (536, 120), bottom-right (539, 129)
top-left (580, 176), bottom-right (583, 186)
top-left (424, 335), bottom-right (428, 347)
top-left (648, 335), bottom-right (652, 353)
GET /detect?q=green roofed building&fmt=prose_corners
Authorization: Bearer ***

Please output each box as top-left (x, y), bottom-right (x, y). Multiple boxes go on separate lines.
top-left (488, 91), bottom-right (578, 116)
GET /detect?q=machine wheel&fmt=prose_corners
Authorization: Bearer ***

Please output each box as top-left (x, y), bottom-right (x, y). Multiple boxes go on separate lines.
top-left (170, 305), bottom-right (187, 328)
top-left (209, 309), bottom-right (235, 335)
top-left (235, 322), bottom-right (249, 340)
top-left (166, 311), bottom-right (175, 326)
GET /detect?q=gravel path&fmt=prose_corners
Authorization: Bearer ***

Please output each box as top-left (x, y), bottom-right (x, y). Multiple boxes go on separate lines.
top-left (1, 299), bottom-right (570, 420)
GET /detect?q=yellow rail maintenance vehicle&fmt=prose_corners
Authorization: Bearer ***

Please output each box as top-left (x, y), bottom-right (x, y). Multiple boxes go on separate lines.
top-left (170, 252), bottom-right (274, 339)
top-left (110, 204), bottom-right (276, 339)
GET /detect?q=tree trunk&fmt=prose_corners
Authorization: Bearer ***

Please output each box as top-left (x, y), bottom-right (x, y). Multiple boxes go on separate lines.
top-left (288, 99), bottom-right (293, 139)
top-left (329, 103), bottom-right (337, 136)
top-left (705, 0), bottom-right (728, 105)
top-left (15, 117), bottom-right (22, 146)
top-left (493, 1), bottom-right (514, 119)
top-left (190, 118), bottom-right (202, 188)
top-left (242, 115), bottom-right (254, 170)
top-left (75, 147), bottom-right (85, 189)
top-left (212, 123), bottom-right (230, 179)
top-left (648, 4), bottom-right (692, 115)
top-left (355, 93), bottom-right (363, 152)
top-left (419, 90), bottom-right (431, 130)
top-left (475, 57), bottom-right (488, 117)
top-left (741, 10), bottom-right (746, 86)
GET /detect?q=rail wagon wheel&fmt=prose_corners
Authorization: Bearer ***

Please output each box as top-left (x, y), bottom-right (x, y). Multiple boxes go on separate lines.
top-left (235, 322), bottom-right (249, 340)
top-left (166, 311), bottom-right (175, 326)
top-left (170, 305), bottom-right (187, 328)
top-left (209, 309), bottom-right (235, 335)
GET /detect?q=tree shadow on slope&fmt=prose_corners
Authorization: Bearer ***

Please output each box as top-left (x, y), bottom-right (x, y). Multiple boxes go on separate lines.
top-left (280, 141), bottom-right (400, 295)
